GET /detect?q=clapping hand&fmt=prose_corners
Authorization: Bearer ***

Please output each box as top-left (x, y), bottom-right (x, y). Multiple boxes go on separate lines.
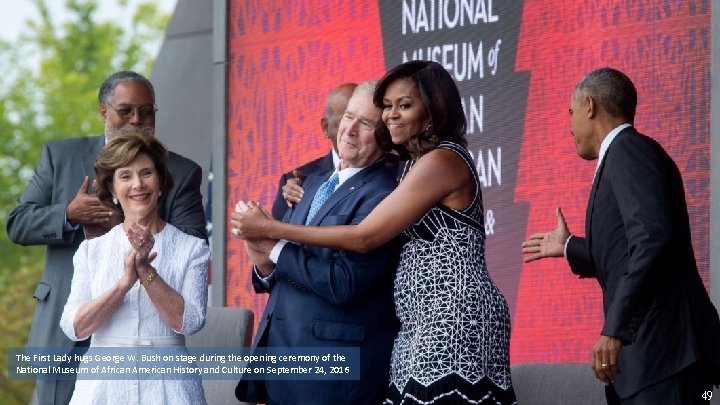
top-left (230, 200), bottom-right (273, 240)
top-left (244, 240), bottom-right (275, 277)
top-left (126, 223), bottom-right (157, 269)
top-left (232, 201), bottom-right (278, 276)
top-left (121, 249), bottom-right (140, 289)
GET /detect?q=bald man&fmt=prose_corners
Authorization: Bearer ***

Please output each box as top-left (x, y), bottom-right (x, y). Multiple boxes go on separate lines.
top-left (270, 83), bottom-right (356, 220)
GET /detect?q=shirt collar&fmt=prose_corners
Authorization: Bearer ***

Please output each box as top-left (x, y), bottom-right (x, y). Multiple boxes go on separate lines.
top-left (331, 149), bottom-right (340, 169)
top-left (336, 166), bottom-right (364, 187)
top-left (595, 123), bottom-right (632, 176)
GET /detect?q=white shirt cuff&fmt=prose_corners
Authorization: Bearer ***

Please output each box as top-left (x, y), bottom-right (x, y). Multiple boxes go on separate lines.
top-left (253, 266), bottom-right (274, 288)
top-left (563, 235), bottom-right (573, 258)
top-left (269, 240), bottom-right (289, 264)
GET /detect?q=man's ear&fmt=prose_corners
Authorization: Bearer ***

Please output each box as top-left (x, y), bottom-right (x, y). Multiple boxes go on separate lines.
top-left (585, 95), bottom-right (596, 118)
top-left (99, 103), bottom-right (108, 121)
top-left (320, 117), bottom-right (329, 137)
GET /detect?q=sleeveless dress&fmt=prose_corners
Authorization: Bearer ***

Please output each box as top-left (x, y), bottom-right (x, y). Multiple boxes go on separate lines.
top-left (385, 141), bottom-right (516, 404)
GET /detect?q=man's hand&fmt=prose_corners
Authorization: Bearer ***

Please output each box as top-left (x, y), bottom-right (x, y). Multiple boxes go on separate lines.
top-left (246, 237), bottom-right (277, 255)
top-left (521, 207), bottom-right (571, 262)
top-left (66, 176), bottom-right (115, 225)
top-left (282, 169), bottom-right (305, 207)
top-left (82, 210), bottom-right (122, 239)
top-left (592, 335), bottom-right (622, 385)
top-left (244, 239), bottom-right (274, 277)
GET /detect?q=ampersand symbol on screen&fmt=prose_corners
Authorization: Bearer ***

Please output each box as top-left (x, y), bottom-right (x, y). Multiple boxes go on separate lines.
top-left (485, 210), bottom-right (495, 235)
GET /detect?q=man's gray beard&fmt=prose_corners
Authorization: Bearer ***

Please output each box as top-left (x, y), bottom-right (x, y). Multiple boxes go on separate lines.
top-left (105, 125), bottom-right (155, 139)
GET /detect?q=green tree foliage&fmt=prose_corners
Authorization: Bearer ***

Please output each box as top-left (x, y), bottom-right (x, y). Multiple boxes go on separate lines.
top-left (0, 1), bottom-right (169, 402)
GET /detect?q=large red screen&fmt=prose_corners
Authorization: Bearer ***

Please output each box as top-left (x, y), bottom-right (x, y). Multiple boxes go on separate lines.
top-left (225, 0), bottom-right (711, 365)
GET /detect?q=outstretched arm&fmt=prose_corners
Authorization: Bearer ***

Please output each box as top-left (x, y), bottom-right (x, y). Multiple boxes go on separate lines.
top-left (521, 207), bottom-right (595, 277)
top-left (233, 149), bottom-right (472, 253)
top-left (521, 207), bottom-right (570, 262)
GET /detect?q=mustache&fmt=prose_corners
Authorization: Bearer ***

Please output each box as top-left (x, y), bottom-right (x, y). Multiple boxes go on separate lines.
top-left (106, 126), bottom-right (155, 138)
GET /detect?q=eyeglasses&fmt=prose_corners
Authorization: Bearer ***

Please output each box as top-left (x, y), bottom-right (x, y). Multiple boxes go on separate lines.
top-left (107, 104), bottom-right (158, 120)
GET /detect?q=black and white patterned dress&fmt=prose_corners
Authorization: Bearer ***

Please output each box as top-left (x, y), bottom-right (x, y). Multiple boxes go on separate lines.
top-left (385, 141), bottom-right (516, 404)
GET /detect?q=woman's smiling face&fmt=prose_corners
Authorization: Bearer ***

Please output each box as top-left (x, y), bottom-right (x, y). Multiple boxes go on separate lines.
top-left (381, 78), bottom-right (431, 146)
top-left (112, 152), bottom-right (160, 220)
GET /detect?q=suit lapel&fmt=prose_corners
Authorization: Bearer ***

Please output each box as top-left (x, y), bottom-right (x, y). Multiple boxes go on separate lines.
top-left (288, 171), bottom-right (330, 225)
top-left (586, 129), bottom-right (627, 264)
top-left (306, 161), bottom-right (383, 226)
top-left (81, 136), bottom-right (105, 180)
top-left (308, 179), bottom-right (358, 225)
top-left (585, 167), bottom-right (600, 255)
top-left (318, 152), bottom-right (335, 172)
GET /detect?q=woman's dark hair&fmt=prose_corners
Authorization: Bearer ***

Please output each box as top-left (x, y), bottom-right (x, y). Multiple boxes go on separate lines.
top-left (94, 132), bottom-right (173, 211)
top-left (374, 60), bottom-right (467, 155)
top-left (373, 121), bottom-right (396, 153)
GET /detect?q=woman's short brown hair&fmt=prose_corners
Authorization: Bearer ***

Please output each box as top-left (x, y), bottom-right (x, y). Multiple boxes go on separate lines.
top-left (94, 132), bottom-right (173, 210)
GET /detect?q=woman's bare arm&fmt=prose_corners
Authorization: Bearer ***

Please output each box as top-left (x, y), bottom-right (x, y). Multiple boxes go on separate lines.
top-left (233, 149), bottom-right (473, 253)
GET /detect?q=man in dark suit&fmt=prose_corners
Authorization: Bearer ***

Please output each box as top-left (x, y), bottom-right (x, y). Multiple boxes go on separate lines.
top-left (271, 83), bottom-right (356, 220)
top-left (234, 81), bottom-right (400, 405)
top-left (6, 71), bottom-right (206, 405)
top-left (521, 67), bottom-right (720, 404)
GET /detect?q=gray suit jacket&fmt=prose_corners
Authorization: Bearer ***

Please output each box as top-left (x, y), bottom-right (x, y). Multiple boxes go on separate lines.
top-left (6, 135), bottom-right (207, 352)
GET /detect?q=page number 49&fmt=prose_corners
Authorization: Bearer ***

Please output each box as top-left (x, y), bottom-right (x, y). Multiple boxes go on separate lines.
top-left (702, 390), bottom-right (713, 401)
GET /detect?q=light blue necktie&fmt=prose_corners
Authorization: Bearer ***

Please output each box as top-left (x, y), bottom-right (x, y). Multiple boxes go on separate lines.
top-left (305, 172), bottom-right (339, 225)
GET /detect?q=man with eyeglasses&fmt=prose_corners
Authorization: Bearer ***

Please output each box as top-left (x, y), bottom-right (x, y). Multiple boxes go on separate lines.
top-left (7, 71), bottom-right (207, 405)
